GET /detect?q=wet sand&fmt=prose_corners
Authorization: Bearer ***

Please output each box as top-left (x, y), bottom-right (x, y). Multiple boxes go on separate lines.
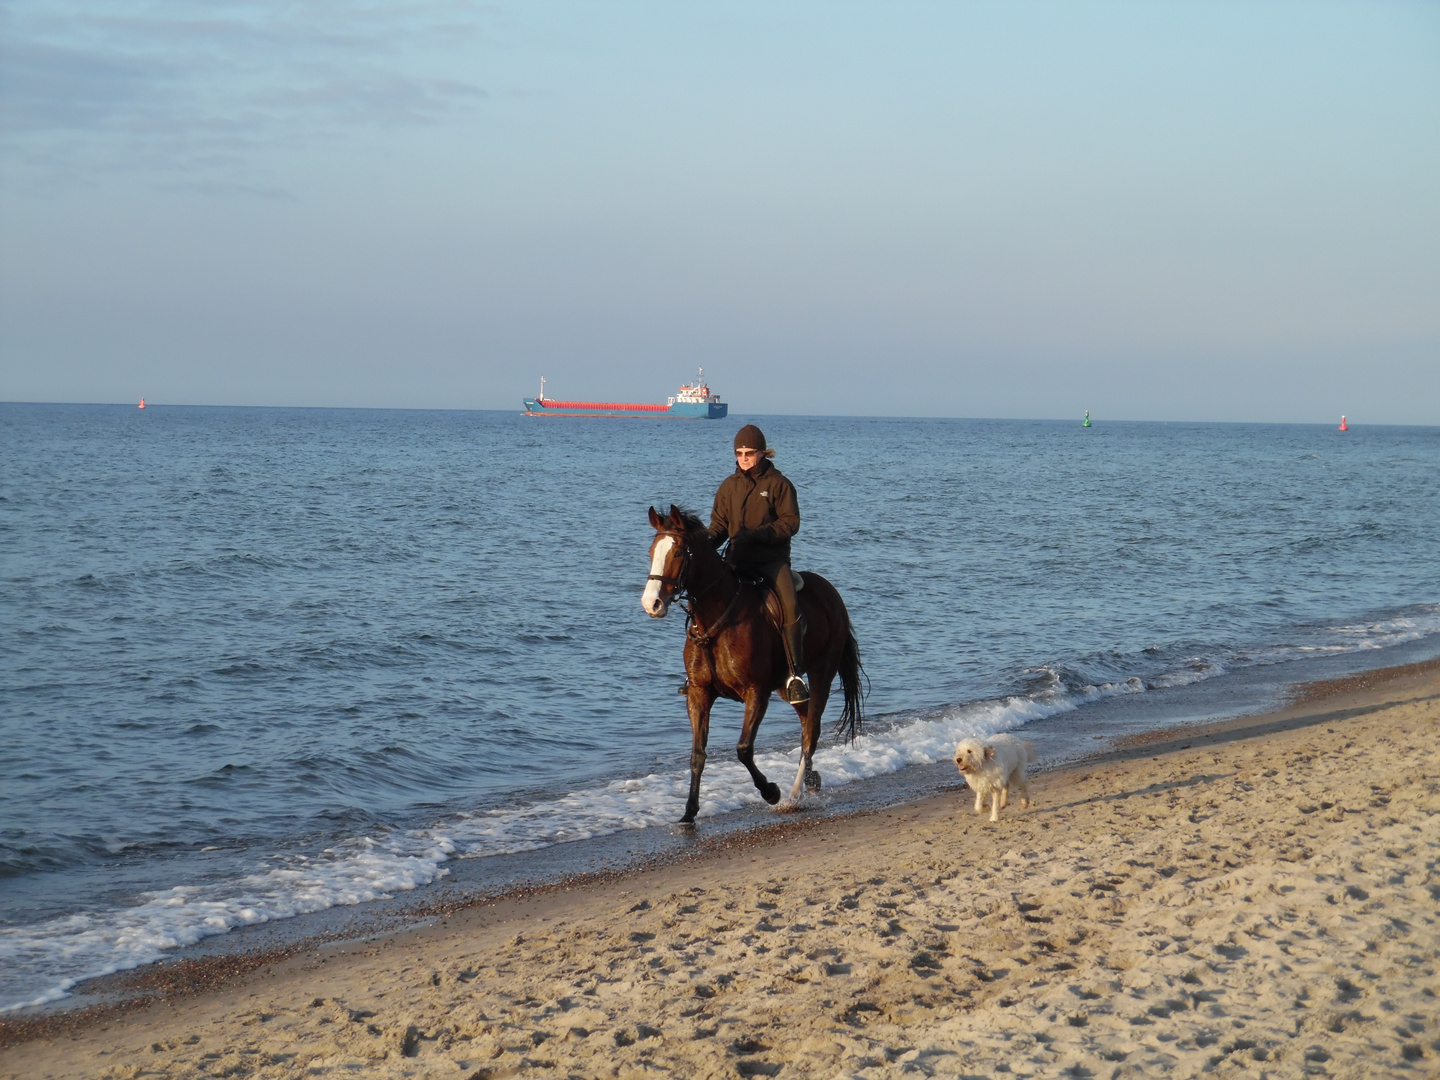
top-left (4, 659), bottom-right (1438, 1079)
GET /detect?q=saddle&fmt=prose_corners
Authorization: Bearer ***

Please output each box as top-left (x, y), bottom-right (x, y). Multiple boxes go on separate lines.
top-left (736, 567), bottom-right (806, 632)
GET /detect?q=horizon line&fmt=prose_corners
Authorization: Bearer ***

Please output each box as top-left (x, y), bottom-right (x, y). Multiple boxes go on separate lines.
top-left (0, 400), bottom-right (1418, 428)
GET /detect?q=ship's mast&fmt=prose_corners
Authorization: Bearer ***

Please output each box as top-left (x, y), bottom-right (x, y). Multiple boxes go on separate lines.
top-left (539, 376), bottom-right (546, 401)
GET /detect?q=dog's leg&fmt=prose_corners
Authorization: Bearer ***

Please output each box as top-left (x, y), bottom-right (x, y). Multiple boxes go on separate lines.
top-left (989, 789), bottom-right (1001, 823)
top-left (1016, 771), bottom-right (1032, 810)
top-left (1002, 767), bottom-right (1020, 809)
top-left (974, 786), bottom-right (985, 815)
top-left (999, 783), bottom-right (1009, 810)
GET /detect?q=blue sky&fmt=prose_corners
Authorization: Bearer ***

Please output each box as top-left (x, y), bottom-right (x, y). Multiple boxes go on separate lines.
top-left (1, 1), bottom-right (1436, 421)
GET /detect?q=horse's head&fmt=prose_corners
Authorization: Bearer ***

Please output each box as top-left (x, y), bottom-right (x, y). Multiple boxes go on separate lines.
top-left (642, 505), bottom-right (700, 618)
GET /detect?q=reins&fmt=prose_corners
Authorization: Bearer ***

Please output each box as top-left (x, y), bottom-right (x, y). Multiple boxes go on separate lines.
top-left (685, 580), bottom-right (743, 647)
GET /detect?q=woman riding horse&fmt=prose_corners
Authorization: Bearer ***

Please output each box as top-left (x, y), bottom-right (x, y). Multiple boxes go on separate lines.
top-left (643, 504), bottom-right (865, 822)
top-left (703, 424), bottom-right (810, 705)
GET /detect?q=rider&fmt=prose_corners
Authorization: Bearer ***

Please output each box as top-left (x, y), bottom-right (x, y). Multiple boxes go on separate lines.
top-left (706, 424), bottom-right (809, 705)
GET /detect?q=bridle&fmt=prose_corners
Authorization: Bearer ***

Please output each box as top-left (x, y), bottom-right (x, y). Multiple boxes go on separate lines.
top-left (648, 529), bottom-right (742, 646)
top-left (646, 530), bottom-right (692, 595)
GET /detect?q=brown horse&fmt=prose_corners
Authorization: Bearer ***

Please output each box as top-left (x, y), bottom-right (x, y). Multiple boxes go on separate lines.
top-left (642, 505), bottom-right (865, 824)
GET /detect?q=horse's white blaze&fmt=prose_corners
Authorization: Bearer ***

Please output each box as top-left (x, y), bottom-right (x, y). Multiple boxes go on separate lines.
top-left (641, 536), bottom-right (675, 617)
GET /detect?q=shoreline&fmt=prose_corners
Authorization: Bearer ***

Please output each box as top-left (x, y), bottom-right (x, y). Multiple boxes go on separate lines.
top-left (3, 654), bottom-right (1438, 1076)
top-left (5, 627), bottom-right (1437, 1031)
top-left (4, 651), bottom-right (1417, 1037)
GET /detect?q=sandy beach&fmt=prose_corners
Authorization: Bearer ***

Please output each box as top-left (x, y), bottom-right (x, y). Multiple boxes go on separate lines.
top-left (4, 660), bottom-right (1438, 1080)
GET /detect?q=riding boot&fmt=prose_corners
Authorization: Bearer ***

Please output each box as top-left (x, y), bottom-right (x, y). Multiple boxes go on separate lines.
top-left (781, 618), bottom-right (809, 705)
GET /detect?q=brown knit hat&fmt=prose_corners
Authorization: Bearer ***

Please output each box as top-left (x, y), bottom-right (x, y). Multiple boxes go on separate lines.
top-left (733, 424), bottom-right (766, 452)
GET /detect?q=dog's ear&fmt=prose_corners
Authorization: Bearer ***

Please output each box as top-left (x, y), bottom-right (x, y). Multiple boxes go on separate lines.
top-left (983, 745), bottom-right (995, 760)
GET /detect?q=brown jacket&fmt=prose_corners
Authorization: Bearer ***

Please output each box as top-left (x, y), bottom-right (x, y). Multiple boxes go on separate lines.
top-left (707, 459), bottom-right (799, 565)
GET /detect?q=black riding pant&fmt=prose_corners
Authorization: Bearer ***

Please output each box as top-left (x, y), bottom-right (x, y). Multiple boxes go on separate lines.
top-left (746, 559), bottom-right (800, 627)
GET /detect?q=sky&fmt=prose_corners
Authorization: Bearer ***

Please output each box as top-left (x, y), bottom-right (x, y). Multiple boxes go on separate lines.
top-left (1, 1), bottom-right (1436, 422)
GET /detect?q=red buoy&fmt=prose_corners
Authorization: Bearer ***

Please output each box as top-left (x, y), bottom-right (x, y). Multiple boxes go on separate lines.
top-left (1338, 415), bottom-right (1347, 431)
top-left (138, 398), bottom-right (146, 409)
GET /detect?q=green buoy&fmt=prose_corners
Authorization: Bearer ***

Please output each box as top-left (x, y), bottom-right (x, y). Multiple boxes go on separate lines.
top-left (1083, 410), bottom-right (1092, 428)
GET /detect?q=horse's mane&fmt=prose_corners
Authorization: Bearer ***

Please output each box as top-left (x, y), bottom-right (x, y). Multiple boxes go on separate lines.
top-left (667, 505), bottom-right (707, 533)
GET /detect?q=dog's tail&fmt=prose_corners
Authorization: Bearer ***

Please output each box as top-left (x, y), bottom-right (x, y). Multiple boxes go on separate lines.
top-left (1022, 740), bottom-right (1037, 763)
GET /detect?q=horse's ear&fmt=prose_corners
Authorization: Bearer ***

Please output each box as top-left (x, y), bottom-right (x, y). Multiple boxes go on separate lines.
top-left (648, 506), bottom-right (661, 529)
top-left (668, 506), bottom-right (685, 529)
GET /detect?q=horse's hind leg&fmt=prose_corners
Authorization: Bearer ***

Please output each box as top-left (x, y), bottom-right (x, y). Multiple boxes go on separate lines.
top-left (737, 689), bottom-right (781, 805)
top-left (786, 682), bottom-right (829, 804)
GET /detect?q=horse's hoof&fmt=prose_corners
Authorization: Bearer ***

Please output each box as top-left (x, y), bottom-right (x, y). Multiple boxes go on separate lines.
top-left (761, 783), bottom-right (782, 805)
top-left (776, 798), bottom-right (802, 814)
top-left (804, 769), bottom-right (822, 793)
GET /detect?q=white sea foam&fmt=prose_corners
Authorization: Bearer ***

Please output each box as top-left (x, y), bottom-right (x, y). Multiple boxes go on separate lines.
top-left (1303, 607), bottom-right (1440, 652)
top-left (0, 839), bottom-right (453, 1012)
top-left (0, 669), bottom-right (1142, 1012)
top-left (5, 605), bottom-right (1438, 1013)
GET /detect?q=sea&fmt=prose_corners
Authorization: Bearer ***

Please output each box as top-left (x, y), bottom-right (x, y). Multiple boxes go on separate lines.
top-left (2, 403), bottom-right (1438, 1014)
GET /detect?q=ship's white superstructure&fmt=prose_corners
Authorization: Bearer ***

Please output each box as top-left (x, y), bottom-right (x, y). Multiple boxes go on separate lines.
top-left (668, 368), bottom-right (723, 407)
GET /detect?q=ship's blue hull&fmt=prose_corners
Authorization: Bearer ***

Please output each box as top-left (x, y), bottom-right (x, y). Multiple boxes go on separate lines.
top-left (666, 401), bottom-right (728, 419)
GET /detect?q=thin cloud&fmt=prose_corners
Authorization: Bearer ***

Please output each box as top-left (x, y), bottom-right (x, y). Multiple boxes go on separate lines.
top-left (0, 39), bottom-right (172, 132)
top-left (158, 177), bottom-right (299, 201)
top-left (0, 0), bottom-right (491, 189)
top-left (261, 72), bottom-right (486, 126)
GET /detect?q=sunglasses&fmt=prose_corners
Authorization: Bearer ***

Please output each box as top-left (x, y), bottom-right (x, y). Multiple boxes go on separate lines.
top-left (735, 449), bottom-right (759, 458)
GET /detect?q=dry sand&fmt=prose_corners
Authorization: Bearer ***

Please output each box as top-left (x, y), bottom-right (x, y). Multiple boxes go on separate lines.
top-left (4, 661), bottom-right (1438, 1080)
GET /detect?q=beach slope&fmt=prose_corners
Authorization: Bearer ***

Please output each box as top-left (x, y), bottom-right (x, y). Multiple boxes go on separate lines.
top-left (4, 662), bottom-right (1438, 1079)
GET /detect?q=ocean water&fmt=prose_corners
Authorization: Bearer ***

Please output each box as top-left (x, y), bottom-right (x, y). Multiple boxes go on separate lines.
top-left (2, 403), bottom-right (1438, 1012)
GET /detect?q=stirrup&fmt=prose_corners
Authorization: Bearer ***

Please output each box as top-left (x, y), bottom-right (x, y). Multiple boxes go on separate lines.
top-left (784, 674), bottom-right (810, 705)
top-left (677, 680), bottom-right (691, 696)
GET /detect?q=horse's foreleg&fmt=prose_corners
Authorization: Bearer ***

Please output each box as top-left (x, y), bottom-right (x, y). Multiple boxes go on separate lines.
top-left (681, 692), bottom-right (714, 824)
top-left (786, 682), bottom-right (829, 804)
top-left (736, 690), bottom-right (780, 805)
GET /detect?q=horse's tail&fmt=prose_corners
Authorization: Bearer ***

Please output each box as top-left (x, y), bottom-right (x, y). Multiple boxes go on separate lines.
top-left (834, 623), bottom-right (868, 744)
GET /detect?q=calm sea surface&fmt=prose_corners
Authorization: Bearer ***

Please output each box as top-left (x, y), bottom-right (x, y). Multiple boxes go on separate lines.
top-left (2, 403), bottom-right (1438, 1010)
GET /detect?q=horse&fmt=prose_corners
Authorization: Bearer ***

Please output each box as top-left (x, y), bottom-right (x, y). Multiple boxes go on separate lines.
top-left (641, 505), bottom-right (866, 824)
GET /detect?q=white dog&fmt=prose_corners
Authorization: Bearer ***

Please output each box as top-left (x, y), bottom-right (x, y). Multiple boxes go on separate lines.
top-left (953, 734), bottom-right (1037, 822)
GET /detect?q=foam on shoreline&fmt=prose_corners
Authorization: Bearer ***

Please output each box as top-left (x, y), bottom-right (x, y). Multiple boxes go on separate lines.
top-left (5, 653), bottom-right (1438, 1078)
top-left (4, 653), bottom-right (1438, 1045)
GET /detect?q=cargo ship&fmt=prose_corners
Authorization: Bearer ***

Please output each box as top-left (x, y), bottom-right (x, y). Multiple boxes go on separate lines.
top-left (523, 369), bottom-right (728, 419)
